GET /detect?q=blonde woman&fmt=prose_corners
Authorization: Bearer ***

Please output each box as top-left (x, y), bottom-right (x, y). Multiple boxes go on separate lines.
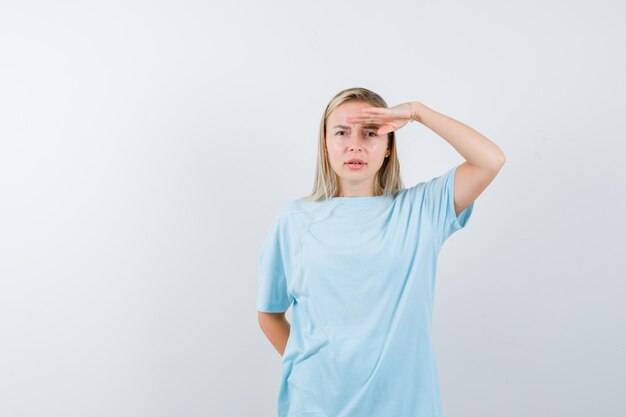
top-left (257, 87), bottom-right (505, 417)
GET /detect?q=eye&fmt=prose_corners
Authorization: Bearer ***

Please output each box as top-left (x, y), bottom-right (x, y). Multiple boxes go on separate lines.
top-left (334, 130), bottom-right (377, 137)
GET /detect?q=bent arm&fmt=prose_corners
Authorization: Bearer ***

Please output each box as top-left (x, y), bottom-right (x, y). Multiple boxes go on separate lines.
top-left (409, 101), bottom-right (506, 169)
top-left (258, 311), bottom-right (291, 356)
top-left (410, 102), bottom-right (506, 215)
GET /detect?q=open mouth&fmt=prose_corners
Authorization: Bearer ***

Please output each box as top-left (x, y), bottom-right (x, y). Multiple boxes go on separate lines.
top-left (344, 158), bottom-right (366, 165)
top-left (344, 160), bottom-right (367, 170)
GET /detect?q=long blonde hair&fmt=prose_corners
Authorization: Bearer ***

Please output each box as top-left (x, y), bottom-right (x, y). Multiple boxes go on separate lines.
top-left (303, 87), bottom-right (405, 201)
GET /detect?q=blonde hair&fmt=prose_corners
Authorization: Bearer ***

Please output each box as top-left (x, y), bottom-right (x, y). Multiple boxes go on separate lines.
top-left (302, 87), bottom-right (405, 202)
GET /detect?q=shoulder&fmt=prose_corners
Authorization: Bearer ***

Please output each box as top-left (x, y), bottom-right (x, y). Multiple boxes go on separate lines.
top-left (270, 197), bottom-right (319, 225)
top-left (280, 196), bottom-right (327, 215)
top-left (275, 199), bottom-right (303, 219)
top-left (391, 168), bottom-right (456, 210)
top-left (396, 180), bottom-right (426, 205)
top-left (406, 167), bottom-right (458, 200)
top-left (270, 197), bottom-right (339, 234)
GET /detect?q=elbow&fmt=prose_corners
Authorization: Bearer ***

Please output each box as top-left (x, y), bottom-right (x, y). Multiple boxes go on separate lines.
top-left (489, 152), bottom-right (506, 171)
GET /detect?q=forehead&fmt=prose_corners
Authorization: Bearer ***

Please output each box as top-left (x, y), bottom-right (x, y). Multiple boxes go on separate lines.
top-left (327, 101), bottom-right (377, 125)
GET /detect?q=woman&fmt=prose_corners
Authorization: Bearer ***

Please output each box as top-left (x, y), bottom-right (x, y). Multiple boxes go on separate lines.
top-left (257, 87), bottom-right (505, 417)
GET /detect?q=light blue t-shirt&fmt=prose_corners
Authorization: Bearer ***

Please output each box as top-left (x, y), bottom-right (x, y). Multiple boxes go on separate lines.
top-left (257, 165), bottom-right (475, 417)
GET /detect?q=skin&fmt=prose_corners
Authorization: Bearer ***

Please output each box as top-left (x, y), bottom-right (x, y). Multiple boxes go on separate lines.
top-left (325, 100), bottom-right (391, 197)
top-left (257, 312), bottom-right (290, 356)
top-left (259, 100), bottom-right (506, 356)
top-left (348, 101), bottom-right (506, 215)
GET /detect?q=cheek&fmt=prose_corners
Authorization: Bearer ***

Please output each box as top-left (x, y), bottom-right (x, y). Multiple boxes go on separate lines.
top-left (328, 140), bottom-right (343, 150)
top-left (326, 150), bottom-right (341, 164)
top-left (372, 139), bottom-right (388, 149)
top-left (362, 145), bottom-right (384, 158)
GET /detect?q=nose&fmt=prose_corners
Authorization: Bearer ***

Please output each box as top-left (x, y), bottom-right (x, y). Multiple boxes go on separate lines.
top-left (348, 129), bottom-right (365, 150)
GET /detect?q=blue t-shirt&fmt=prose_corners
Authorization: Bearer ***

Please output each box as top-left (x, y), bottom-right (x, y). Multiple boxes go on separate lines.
top-left (257, 165), bottom-right (475, 417)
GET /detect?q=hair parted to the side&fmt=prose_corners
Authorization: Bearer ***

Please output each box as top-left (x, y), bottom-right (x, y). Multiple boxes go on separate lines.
top-left (302, 87), bottom-right (405, 202)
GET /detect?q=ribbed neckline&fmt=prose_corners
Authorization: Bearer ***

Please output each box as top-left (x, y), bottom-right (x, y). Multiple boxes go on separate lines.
top-left (329, 194), bottom-right (391, 205)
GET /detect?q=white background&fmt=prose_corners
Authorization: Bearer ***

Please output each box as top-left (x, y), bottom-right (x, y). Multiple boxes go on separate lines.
top-left (1, 1), bottom-right (624, 416)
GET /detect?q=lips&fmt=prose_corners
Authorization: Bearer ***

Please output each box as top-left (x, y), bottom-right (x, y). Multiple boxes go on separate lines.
top-left (344, 158), bottom-right (366, 165)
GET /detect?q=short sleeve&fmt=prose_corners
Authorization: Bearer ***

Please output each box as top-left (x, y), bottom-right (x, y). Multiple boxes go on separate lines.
top-left (422, 165), bottom-right (475, 246)
top-left (256, 214), bottom-right (293, 313)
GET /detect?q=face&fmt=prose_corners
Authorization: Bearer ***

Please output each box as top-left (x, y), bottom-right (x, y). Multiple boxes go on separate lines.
top-left (325, 101), bottom-right (390, 195)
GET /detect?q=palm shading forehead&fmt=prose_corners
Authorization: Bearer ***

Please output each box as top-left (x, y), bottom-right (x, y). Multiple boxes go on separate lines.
top-left (329, 104), bottom-right (384, 129)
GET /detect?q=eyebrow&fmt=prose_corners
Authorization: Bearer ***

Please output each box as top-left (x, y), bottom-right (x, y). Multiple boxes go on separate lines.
top-left (332, 124), bottom-right (381, 130)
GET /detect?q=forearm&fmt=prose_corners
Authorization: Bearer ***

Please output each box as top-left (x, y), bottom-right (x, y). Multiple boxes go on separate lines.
top-left (259, 313), bottom-right (291, 356)
top-left (410, 102), bottom-right (506, 170)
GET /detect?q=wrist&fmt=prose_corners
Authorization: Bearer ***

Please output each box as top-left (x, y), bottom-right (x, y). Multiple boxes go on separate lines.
top-left (409, 102), bottom-right (424, 123)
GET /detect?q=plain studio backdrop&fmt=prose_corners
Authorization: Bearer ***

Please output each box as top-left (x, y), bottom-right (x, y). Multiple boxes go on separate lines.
top-left (0, 1), bottom-right (624, 416)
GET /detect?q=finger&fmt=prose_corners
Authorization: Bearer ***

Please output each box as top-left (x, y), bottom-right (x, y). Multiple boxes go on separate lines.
top-left (347, 112), bottom-right (389, 121)
top-left (378, 124), bottom-right (395, 135)
top-left (361, 107), bottom-right (388, 114)
top-left (346, 116), bottom-right (383, 124)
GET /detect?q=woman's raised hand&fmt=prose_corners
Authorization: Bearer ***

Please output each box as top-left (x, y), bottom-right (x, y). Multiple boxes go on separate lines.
top-left (346, 102), bottom-right (422, 136)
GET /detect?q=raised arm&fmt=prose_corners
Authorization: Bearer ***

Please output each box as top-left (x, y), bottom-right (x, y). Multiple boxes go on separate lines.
top-left (346, 102), bottom-right (505, 217)
top-left (408, 102), bottom-right (505, 215)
